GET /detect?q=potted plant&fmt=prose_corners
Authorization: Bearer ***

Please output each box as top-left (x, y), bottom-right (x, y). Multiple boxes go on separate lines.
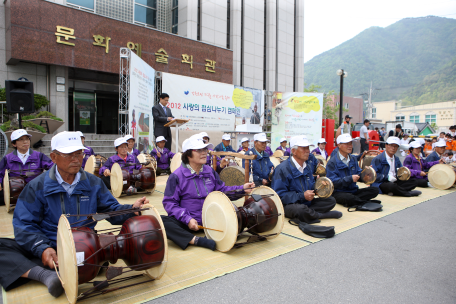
top-left (1, 120), bottom-right (47, 146)
top-left (22, 111), bottom-right (64, 134)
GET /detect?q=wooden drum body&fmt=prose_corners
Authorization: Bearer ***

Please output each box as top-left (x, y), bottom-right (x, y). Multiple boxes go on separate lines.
top-left (202, 186), bottom-right (284, 252)
top-left (137, 153), bottom-right (157, 171)
top-left (57, 204), bottom-right (167, 304)
top-left (110, 163), bottom-right (156, 198)
top-left (84, 155), bottom-right (108, 177)
top-left (219, 166), bottom-right (245, 186)
top-left (428, 164), bottom-right (456, 190)
top-left (3, 171), bottom-right (26, 213)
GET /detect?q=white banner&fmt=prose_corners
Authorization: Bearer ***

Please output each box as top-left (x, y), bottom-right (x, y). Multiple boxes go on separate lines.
top-left (271, 92), bottom-right (323, 149)
top-left (162, 73), bottom-right (237, 131)
top-left (234, 85), bottom-right (264, 127)
top-left (129, 51), bottom-right (155, 153)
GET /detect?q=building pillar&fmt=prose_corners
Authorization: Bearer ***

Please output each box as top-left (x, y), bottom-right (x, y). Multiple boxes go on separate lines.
top-left (49, 66), bottom-right (69, 133)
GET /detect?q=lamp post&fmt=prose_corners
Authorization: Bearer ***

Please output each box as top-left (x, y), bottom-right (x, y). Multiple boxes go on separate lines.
top-left (336, 69), bottom-right (347, 126)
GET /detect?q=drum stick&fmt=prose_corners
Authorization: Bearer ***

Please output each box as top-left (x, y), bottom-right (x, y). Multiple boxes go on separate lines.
top-left (52, 260), bottom-right (64, 286)
top-left (198, 225), bottom-right (223, 232)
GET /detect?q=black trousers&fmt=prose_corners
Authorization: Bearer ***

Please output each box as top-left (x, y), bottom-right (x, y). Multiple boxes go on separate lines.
top-left (161, 216), bottom-right (197, 250)
top-left (360, 138), bottom-right (369, 153)
top-left (283, 197), bottom-right (337, 224)
top-left (0, 238), bottom-right (45, 291)
top-left (0, 190), bottom-right (4, 205)
top-left (332, 187), bottom-right (379, 207)
top-left (101, 175), bottom-right (111, 189)
top-left (379, 178), bottom-right (422, 197)
top-left (164, 135), bottom-right (172, 151)
top-left (156, 167), bottom-right (171, 176)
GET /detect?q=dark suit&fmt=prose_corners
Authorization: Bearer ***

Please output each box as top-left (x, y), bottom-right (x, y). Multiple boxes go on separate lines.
top-left (152, 104), bottom-right (174, 150)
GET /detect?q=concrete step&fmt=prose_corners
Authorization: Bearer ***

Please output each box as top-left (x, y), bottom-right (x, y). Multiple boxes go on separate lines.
top-left (40, 140), bottom-right (115, 147)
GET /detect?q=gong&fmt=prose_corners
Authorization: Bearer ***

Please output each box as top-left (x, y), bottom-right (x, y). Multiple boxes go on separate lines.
top-left (314, 177), bottom-right (334, 198)
top-left (219, 166), bottom-right (246, 186)
top-left (360, 166), bottom-right (377, 185)
top-left (397, 167), bottom-right (411, 181)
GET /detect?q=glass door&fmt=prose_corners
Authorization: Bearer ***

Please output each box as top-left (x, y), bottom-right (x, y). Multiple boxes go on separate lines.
top-left (74, 92), bottom-right (96, 133)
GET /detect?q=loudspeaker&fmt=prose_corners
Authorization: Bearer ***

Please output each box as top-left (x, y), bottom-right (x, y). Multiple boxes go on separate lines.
top-left (5, 80), bottom-right (35, 113)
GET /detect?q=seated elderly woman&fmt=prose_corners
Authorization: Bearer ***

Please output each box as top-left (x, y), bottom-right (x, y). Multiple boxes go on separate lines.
top-left (124, 134), bottom-right (141, 157)
top-left (311, 138), bottom-right (329, 160)
top-left (275, 138), bottom-right (291, 156)
top-left (150, 136), bottom-right (175, 175)
top-left (99, 137), bottom-right (142, 191)
top-left (161, 135), bottom-right (254, 251)
top-left (403, 140), bottom-right (443, 187)
top-left (0, 132), bottom-right (148, 297)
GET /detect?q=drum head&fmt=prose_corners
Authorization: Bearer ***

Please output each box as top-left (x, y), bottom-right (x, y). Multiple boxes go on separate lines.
top-left (315, 155), bottom-right (327, 166)
top-left (250, 186), bottom-right (284, 239)
top-left (4, 170), bottom-right (10, 212)
top-left (219, 166), bottom-right (245, 186)
top-left (138, 154), bottom-right (156, 170)
top-left (314, 177), bottom-right (334, 198)
top-left (110, 163), bottom-right (124, 198)
top-left (57, 215), bottom-right (78, 304)
top-left (272, 150), bottom-right (284, 158)
top-left (397, 167), bottom-right (411, 181)
top-left (360, 167), bottom-right (377, 185)
top-left (270, 157), bottom-right (280, 168)
top-left (202, 191), bottom-right (238, 252)
top-left (170, 153), bottom-right (182, 173)
top-left (141, 204), bottom-right (168, 280)
top-left (428, 164), bottom-right (456, 190)
top-left (83, 155), bottom-right (96, 175)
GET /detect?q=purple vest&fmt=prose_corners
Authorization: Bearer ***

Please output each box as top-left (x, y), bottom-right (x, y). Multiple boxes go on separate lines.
top-left (0, 150), bottom-right (53, 184)
top-left (99, 154), bottom-right (141, 175)
top-left (82, 146), bottom-right (94, 168)
top-left (150, 148), bottom-right (175, 170)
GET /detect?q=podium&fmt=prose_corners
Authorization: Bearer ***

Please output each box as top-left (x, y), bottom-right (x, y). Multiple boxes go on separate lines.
top-left (164, 119), bottom-right (190, 152)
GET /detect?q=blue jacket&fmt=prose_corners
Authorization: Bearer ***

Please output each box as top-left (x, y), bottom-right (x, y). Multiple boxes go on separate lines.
top-left (425, 151), bottom-right (441, 163)
top-left (13, 165), bottom-right (134, 259)
top-left (370, 152), bottom-right (402, 193)
top-left (242, 148), bottom-right (274, 182)
top-left (214, 142), bottom-right (236, 153)
top-left (330, 147), bottom-right (363, 161)
top-left (306, 153), bottom-right (319, 174)
top-left (271, 157), bottom-right (315, 206)
top-left (326, 152), bottom-right (362, 193)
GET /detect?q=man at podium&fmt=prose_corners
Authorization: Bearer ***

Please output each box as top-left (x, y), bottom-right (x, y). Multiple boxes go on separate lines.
top-left (152, 93), bottom-right (174, 150)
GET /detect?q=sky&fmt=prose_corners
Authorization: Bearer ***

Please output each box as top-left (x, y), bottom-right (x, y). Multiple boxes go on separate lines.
top-left (304, 0), bottom-right (456, 62)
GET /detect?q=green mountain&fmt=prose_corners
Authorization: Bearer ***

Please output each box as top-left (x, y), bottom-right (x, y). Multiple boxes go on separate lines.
top-left (304, 16), bottom-right (456, 103)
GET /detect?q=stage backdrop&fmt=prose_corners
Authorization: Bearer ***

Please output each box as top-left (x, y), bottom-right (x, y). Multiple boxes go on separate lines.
top-left (129, 51), bottom-right (155, 153)
top-left (233, 85), bottom-right (264, 128)
top-left (271, 92), bottom-right (323, 150)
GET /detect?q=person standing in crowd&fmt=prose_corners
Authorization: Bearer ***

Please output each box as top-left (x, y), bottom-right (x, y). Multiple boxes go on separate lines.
top-left (338, 115), bottom-right (352, 135)
top-left (445, 134), bottom-right (453, 152)
top-left (399, 134), bottom-right (410, 156)
top-left (423, 139), bottom-right (433, 156)
top-left (77, 131), bottom-right (94, 168)
top-left (237, 137), bottom-right (250, 153)
top-left (214, 134), bottom-right (236, 153)
top-left (124, 134), bottom-right (141, 157)
top-left (0, 129), bottom-right (54, 206)
top-left (276, 138), bottom-right (291, 156)
top-left (431, 137), bottom-right (438, 149)
top-left (242, 133), bottom-right (274, 187)
top-left (311, 138), bottom-right (329, 160)
top-left (389, 124), bottom-right (404, 139)
top-left (152, 93), bottom-right (174, 151)
top-left (150, 136), bottom-right (175, 175)
top-left (360, 119), bottom-right (370, 153)
top-left (449, 125), bottom-right (456, 137)
top-left (271, 135), bottom-right (342, 224)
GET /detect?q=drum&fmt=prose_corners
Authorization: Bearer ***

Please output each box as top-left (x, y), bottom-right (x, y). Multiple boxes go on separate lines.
top-left (219, 166), bottom-right (246, 186)
top-left (202, 186), bottom-right (284, 252)
top-left (84, 155), bottom-right (108, 177)
top-left (3, 171), bottom-right (26, 213)
top-left (110, 163), bottom-right (156, 198)
top-left (137, 153), bottom-right (157, 171)
top-left (272, 150), bottom-right (284, 158)
top-left (270, 157), bottom-right (280, 168)
top-left (315, 163), bottom-right (326, 176)
top-left (170, 152), bottom-right (182, 173)
top-left (57, 204), bottom-right (167, 304)
top-left (278, 156), bottom-right (289, 163)
top-left (314, 177), bottom-right (334, 198)
top-left (428, 164), bottom-right (456, 190)
top-left (360, 166), bottom-right (377, 185)
top-left (397, 167), bottom-right (411, 181)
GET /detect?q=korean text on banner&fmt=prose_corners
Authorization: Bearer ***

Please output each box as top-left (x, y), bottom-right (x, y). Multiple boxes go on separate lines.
top-left (129, 51), bottom-right (155, 153)
top-left (271, 92), bottom-right (323, 149)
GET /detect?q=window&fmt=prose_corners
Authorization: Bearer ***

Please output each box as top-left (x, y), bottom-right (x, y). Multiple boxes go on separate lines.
top-left (171, 0), bottom-right (178, 34)
top-left (67, 0), bottom-right (94, 10)
top-left (425, 114), bottom-right (436, 124)
top-left (135, 0), bottom-right (157, 27)
top-left (336, 101), bottom-right (340, 107)
top-left (410, 115), bottom-right (419, 123)
top-left (372, 108), bottom-right (376, 119)
top-left (344, 103), bottom-right (349, 109)
top-left (396, 115), bottom-right (405, 121)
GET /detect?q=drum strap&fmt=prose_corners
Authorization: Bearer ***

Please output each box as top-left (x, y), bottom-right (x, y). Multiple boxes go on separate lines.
top-left (60, 193), bottom-right (66, 214)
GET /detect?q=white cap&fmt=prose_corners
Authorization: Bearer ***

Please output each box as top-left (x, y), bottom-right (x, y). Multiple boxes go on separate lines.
top-left (254, 133), bottom-right (268, 142)
top-left (200, 132), bottom-right (210, 139)
top-left (417, 138), bottom-right (425, 145)
top-left (114, 137), bottom-right (128, 148)
top-left (435, 141), bottom-right (446, 147)
top-left (11, 129), bottom-right (32, 141)
top-left (301, 135), bottom-right (308, 140)
top-left (290, 135), bottom-right (312, 148)
top-left (222, 134), bottom-right (231, 141)
top-left (156, 136), bottom-right (167, 142)
top-left (279, 137), bottom-right (287, 143)
top-left (124, 134), bottom-right (135, 141)
top-left (386, 136), bottom-right (401, 145)
top-left (183, 134), bottom-right (212, 152)
top-left (318, 138), bottom-right (327, 144)
top-left (76, 131), bottom-right (84, 138)
top-left (51, 131), bottom-right (86, 153)
top-left (241, 137), bottom-right (249, 143)
top-left (337, 134), bottom-right (353, 144)
top-left (410, 141), bottom-right (422, 149)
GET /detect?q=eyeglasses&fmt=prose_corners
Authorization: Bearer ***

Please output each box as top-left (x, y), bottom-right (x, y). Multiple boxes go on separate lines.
top-left (193, 148), bottom-right (208, 153)
top-left (54, 151), bottom-right (84, 159)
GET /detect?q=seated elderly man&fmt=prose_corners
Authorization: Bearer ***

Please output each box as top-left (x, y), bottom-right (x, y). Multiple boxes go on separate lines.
top-left (272, 136), bottom-right (342, 224)
top-left (326, 134), bottom-right (380, 207)
top-left (161, 135), bottom-right (253, 251)
top-left (403, 140), bottom-right (443, 186)
top-left (0, 132), bottom-right (147, 297)
top-left (242, 133), bottom-right (274, 187)
top-left (214, 134), bottom-right (236, 154)
top-left (426, 140), bottom-right (447, 162)
top-left (371, 137), bottom-right (422, 197)
top-left (237, 137), bottom-right (250, 153)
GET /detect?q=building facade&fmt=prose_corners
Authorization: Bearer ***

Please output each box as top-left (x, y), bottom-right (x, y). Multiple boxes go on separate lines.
top-left (329, 96), bottom-right (364, 125)
top-left (371, 100), bottom-right (456, 133)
